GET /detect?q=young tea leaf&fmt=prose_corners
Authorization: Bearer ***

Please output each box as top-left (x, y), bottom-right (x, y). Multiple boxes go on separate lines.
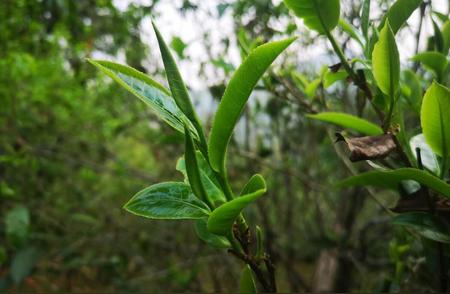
top-left (184, 124), bottom-right (211, 207)
top-left (208, 38), bottom-right (295, 174)
top-left (337, 168), bottom-right (450, 198)
top-left (124, 182), bottom-right (210, 220)
top-left (307, 112), bottom-right (383, 136)
top-left (152, 21), bottom-right (207, 150)
top-left (283, 0), bottom-right (340, 34)
top-left (195, 218), bottom-right (231, 249)
top-left (207, 174), bottom-right (267, 236)
top-left (240, 265), bottom-right (257, 294)
top-left (372, 20), bottom-right (400, 97)
top-left (421, 82), bottom-right (450, 158)
top-left (87, 59), bottom-right (199, 140)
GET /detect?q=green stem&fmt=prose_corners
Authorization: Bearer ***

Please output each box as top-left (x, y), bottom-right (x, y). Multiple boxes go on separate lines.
top-left (325, 31), bottom-right (357, 82)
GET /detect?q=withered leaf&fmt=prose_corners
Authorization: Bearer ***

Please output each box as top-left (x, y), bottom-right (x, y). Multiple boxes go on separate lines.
top-left (336, 133), bottom-right (396, 162)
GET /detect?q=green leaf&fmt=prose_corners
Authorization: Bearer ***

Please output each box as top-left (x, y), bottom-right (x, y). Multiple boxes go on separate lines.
top-left (323, 70), bottom-right (348, 88)
top-left (392, 212), bottom-right (450, 244)
top-left (305, 78), bottom-right (321, 98)
top-left (176, 152), bottom-right (227, 205)
top-left (240, 265), bottom-right (257, 294)
top-left (410, 134), bottom-right (440, 175)
top-left (432, 19), bottom-right (444, 53)
top-left (208, 38), bottom-right (295, 174)
top-left (87, 59), bottom-right (198, 140)
top-left (442, 20), bottom-right (450, 54)
top-left (207, 174), bottom-right (267, 236)
top-left (184, 124), bottom-right (211, 207)
top-left (283, 0), bottom-right (340, 34)
top-left (6, 206), bottom-right (30, 248)
top-left (170, 36), bottom-right (188, 59)
top-left (152, 21), bottom-right (207, 150)
top-left (411, 52), bottom-right (448, 81)
top-left (421, 82), bottom-right (450, 158)
top-left (380, 0), bottom-right (422, 34)
top-left (307, 112), bottom-right (383, 136)
top-left (195, 218), bottom-right (231, 249)
top-left (10, 247), bottom-right (39, 285)
top-left (337, 168), bottom-right (450, 198)
top-left (372, 20), bottom-right (400, 97)
top-left (124, 182), bottom-right (210, 220)
top-left (361, 0), bottom-right (371, 39)
top-left (402, 69), bottom-right (422, 112)
top-left (339, 18), bottom-right (364, 47)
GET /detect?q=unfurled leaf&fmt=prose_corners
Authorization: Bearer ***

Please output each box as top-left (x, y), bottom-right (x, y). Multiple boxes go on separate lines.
top-left (124, 182), bottom-right (210, 220)
top-left (402, 69), bottom-right (422, 111)
top-left (336, 133), bottom-right (396, 162)
top-left (337, 168), bottom-right (450, 198)
top-left (283, 0), bottom-right (340, 34)
top-left (372, 20), bottom-right (400, 97)
top-left (184, 124), bottom-right (210, 206)
top-left (307, 112), bottom-right (383, 136)
top-left (170, 36), bottom-right (188, 59)
top-left (411, 52), bottom-right (448, 81)
top-left (208, 38), bottom-right (295, 174)
top-left (195, 218), bottom-right (231, 249)
top-left (409, 134), bottom-right (440, 174)
top-left (208, 175), bottom-right (267, 236)
top-left (176, 152), bottom-right (226, 205)
top-left (240, 265), bottom-right (257, 294)
top-left (392, 212), bottom-right (450, 244)
top-left (152, 21), bottom-right (207, 149)
top-left (420, 82), bottom-right (450, 157)
top-left (87, 59), bottom-right (198, 140)
top-left (380, 0), bottom-right (422, 34)
top-left (305, 78), bottom-right (321, 98)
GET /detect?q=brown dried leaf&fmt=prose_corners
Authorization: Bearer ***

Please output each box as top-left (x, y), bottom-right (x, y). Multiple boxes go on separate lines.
top-left (336, 133), bottom-right (396, 162)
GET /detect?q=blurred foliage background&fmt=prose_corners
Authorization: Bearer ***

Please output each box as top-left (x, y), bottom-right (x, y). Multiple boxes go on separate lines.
top-left (0, 0), bottom-right (448, 292)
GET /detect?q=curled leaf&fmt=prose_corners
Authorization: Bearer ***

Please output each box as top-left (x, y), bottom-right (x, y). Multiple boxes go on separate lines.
top-left (336, 133), bottom-right (396, 162)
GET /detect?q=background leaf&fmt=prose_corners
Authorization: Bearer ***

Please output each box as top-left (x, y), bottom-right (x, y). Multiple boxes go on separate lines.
top-left (283, 0), bottom-right (340, 34)
top-left (380, 0), bottom-right (422, 34)
top-left (307, 112), bottom-right (383, 136)
top-left (392, 212), bottom-right (450, 244)
top-left (411, 52), bottom-right (448, 81)
top-left (208, 38), bottom-right (295, 173)
top-left (420, 82), bottom-right (450, 157)
top-left (124, 182), bottom-right (210, 220)
top-left (337, 168), bottom-right (450, 198)
top-left (207, 175), bottom-right (267, 236)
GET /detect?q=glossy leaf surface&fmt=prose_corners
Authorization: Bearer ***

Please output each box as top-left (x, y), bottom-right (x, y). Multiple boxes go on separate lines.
top-left (372, 20), bottom-right (400, 97)
top-left (124, 182), bottom-right (210, 220)
top-left (195, 218), bottom-right (231, 249)
top-left (87, 59), bottom-right (198, 140)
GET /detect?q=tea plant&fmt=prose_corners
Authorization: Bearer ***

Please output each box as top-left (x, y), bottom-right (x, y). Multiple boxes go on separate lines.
top-left (88, 22), bottom-right (295, 292)
top-left (282, 0), bottom-right (450, 290)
